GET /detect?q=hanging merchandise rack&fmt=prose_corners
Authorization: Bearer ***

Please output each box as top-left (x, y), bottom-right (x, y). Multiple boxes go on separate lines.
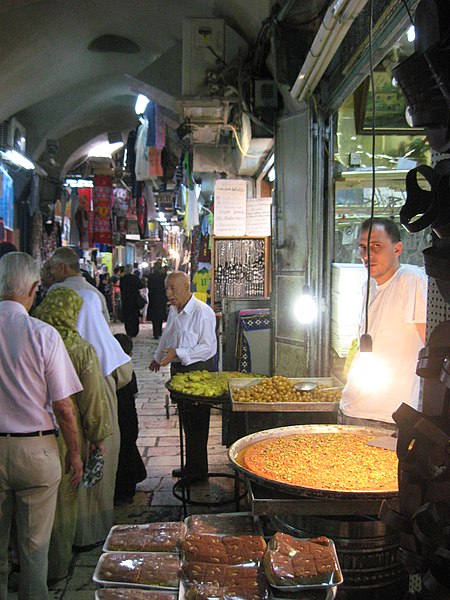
top-left (211, 236), bottom-right (271, 309)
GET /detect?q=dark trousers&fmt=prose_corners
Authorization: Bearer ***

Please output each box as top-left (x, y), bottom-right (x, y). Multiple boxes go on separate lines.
top-left (171, 358), bottom-right (215, 477)
top-left (151, 320), bottom-right (163, 338)
top-left (124, 316), bottom-right (139, 338)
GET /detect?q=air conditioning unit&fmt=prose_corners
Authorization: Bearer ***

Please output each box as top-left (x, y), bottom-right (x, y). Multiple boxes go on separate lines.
top-left (0, 117), bottom-right (26, 153)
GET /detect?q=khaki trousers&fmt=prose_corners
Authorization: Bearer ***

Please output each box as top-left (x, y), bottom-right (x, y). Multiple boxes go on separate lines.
top-left (0, 434), bottom-right (61, 600)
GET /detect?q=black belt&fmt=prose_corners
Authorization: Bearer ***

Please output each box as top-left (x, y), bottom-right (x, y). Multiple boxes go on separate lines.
top-left (0, 429), bottom-right (56, 437)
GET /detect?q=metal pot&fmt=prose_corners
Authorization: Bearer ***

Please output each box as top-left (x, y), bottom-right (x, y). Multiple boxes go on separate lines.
top-left (228, 424), bottom-right (399, 500)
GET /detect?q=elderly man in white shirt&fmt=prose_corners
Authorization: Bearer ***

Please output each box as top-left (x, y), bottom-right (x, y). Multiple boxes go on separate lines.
top-left (149, 271), bottom-right (217, 484)
top-left (43, 246), bottom-right (110, 322)
top-left (0, 252), bottom-right (82, 600)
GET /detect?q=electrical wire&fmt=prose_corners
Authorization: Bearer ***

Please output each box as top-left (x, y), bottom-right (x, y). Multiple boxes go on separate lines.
top-left (363, 0), bottom-right (377, 337)
top-left (206, 45), bottom-right (228, 69)
top-left (220, 124), bottom-right (262, 158)
top-left (399, 0), bottom-right (414, 26)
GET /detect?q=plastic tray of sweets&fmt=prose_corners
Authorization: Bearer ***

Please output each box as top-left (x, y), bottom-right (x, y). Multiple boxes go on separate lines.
top-left (264, 537), bottom-right (343, 591)
top-left (184, 512), bottom-right (262, 537)
top-left (103, 522), bottom-right (184, 553)
top-left (93, 552), bottom-right (180, 590)
top-left (95, 588), bottom-right (178, 600)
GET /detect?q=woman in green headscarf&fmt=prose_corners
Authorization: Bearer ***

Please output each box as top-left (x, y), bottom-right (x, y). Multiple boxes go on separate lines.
top-left (34, 287), bottom-right (112, 583)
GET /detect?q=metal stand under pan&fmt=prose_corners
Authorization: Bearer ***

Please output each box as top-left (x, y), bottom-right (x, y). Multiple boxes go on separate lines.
top-left (244, 478), bottom-right (406, 599)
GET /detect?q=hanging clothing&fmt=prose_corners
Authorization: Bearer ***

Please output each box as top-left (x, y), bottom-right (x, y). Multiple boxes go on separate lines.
top-left (0, 164), bottom-right (14, 231)
top-left (135, 120), bottom-right (152, 182)
top-left (126, 125), bottom-right (139, 198)
top-left (143, 182), bottom-right (157, 220)
top-left (30, 212), bottom-right (43, 267)
top-left (186, 187), bottom-right (200, 230)
top-left (93, 175), bottom-right (113, 245)
top-left (41, 218), bottom-right (61, 263)
top-left (193, 269), bottom-right (212, 304)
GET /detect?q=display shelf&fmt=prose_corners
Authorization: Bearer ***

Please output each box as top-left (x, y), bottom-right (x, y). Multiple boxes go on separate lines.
top-left (211, 236), bottom-right (271, 308)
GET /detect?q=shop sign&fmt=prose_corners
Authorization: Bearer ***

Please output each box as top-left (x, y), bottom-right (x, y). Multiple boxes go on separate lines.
top-left (213, 179), bottom-right (247, 236)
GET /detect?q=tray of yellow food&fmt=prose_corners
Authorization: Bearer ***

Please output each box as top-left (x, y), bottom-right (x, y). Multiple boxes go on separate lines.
top-left (166, 371), bottom-right (261, 401)
top-left (229, 376), bottom-right (343, 412)
top-left (228, 425), bottom-right (399, 499)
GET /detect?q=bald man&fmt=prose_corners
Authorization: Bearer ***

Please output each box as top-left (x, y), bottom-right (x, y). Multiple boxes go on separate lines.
top-left (149, 271), bottom-right (217, 483)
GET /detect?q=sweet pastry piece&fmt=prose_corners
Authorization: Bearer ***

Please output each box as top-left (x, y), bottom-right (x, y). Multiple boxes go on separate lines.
top-left (96, 590), bottom-right (177, 599)
top-left (182, 533), bottom-right (266, 565)
top-left (106, 522), bottom-right (183, 552)
top-left (96, 552), bottom-right (180, 587)
top-left (265, 532), bottom-right (339, 586)
top-left (241, 432), bottom-right (398, 492)
top-left (182, 562), bottom-right (269, 600)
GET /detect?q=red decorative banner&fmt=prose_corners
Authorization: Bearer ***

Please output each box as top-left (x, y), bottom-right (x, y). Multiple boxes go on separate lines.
top-left (78, 187), bottom-right (92, 210)
top-left (93, 176), bottom-right (113, 244)
top-left (148, 147), bottom-right (163, 177)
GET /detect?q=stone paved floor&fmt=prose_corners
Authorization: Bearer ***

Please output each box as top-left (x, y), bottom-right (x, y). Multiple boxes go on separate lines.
top-left (9, 322), bottom-right (240, 599)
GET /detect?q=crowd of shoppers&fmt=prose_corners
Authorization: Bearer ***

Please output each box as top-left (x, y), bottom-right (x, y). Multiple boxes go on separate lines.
top-left (0, 246), bottom-right (211, 598)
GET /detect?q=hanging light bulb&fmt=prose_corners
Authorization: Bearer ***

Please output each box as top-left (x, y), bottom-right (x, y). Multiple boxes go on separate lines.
top-left (407, 25), bottom-right (415, 43)
top-left (350, 333), bottom-right (389, 392)
top-left (293, 285), bottom-right (317, 324)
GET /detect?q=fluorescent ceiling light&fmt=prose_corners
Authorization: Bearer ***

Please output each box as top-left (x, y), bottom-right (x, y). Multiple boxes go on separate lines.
top-left (0, 149), bottom-right (35, 170)
top-left (88, 141), bottom-right (124, 158)
top-left (135, 94), bottom-right (149, 115)
top-left (291, 0), bottom-right (370, 102)
top-left (64, 178), bottom-right (94, 188)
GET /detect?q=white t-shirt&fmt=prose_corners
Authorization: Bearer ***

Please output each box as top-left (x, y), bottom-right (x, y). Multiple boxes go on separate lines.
top-left (340, 265), bottom-right (427, 423)
top-left (154, 294), bottom-right (217, 366)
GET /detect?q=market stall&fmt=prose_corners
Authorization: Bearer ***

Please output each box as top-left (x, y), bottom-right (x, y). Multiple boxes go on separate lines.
top-left (229, 424), bottom-right (403, 596)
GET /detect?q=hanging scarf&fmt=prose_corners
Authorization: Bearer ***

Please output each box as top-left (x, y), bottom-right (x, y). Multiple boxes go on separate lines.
top-left (34, 287), bottom-right (83, 355)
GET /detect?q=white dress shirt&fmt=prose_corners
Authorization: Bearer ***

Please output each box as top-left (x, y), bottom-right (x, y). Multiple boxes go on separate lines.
top-left (0, 301), bottom-right (83, 433)
top-left (154, 294), bottom-right (217, 366)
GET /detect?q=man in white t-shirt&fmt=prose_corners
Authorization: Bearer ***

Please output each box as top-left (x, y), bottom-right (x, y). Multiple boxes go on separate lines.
top-left (339, 218), bottom-right (427, 428)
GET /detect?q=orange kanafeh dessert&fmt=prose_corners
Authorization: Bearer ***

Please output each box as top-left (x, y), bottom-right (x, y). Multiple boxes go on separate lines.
top-left (241, 433), bottom-right (398, 492)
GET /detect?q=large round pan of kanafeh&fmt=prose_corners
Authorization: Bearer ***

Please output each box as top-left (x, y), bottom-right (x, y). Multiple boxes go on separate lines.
top-left (228, 425), bottom-right (399, 499)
